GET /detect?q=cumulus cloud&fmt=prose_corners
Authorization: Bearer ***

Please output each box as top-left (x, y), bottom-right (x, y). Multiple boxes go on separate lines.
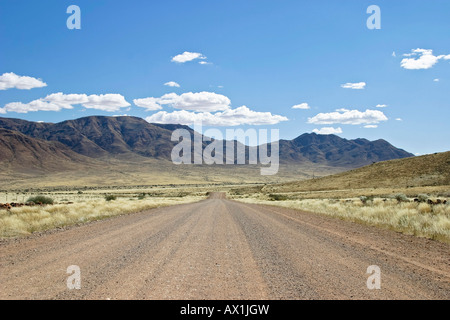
top-left (1, 101), bottom-right (67, 113)
top-left (341, 82), bottom-right (366, 90)
top-left (401, 48), bottom-right (450, 70)
top-left (395, 118), bottom-right (403, 121)
top-left (308, 109), bottom-right (388, 125)
top-left (145, 106), bottom-right (288, 127)
top-left (312, 127), bottom-right (343, 135)
top-left (0, 72), bottom-right (47, 90)
top-left (434, 78), bottom-right (440, 82)
top-left (1, 93), bottom-right (130, 114)
top-left (81, 94), bottom-right (130, 111)
top-left (164, 81), bottom-right (180, 87)
top-left (171, 52), bottom-right (206, 63)
top-left (292, 103), bottom-right (310, 110)
top-left (364, 125), bottom-right (378, 129)
top-left (134, 91), bottom-right (231, 112)
top-left (133, 97), bottom-right (164, 111)
top-left (375, 104), bottom-right (388, 108)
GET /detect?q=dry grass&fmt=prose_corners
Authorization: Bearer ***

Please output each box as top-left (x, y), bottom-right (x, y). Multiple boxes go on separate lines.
top-left (233, 195), bottom-right (450, 243)
top-left (0, 196), bottom-right (205, 238)
top-left (261, 151), bottom-right (450, 194)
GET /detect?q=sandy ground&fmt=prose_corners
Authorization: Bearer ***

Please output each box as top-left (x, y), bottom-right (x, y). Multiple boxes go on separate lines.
top-left (0, 193), bottom-right (448, 300)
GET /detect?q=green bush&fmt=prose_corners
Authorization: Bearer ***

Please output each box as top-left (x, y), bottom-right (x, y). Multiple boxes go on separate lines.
top-left (105, 195), bottom-right (117, 201)
top-left (137, 193), bottom-right (146, 200)
top-left (417, 194), bottom-right (429, 203)
top-left (360, 195), bottom-right (374, 205)
top-left (269, 194), bottom-right (288, 201)
top-left (394, 193), bottom-right (409, 203)
top-left (26, 195), bottom-right (54, 205)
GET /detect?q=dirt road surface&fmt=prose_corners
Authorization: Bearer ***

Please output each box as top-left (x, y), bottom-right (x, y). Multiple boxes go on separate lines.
top-left (1, 193), bottom-right (449, 299)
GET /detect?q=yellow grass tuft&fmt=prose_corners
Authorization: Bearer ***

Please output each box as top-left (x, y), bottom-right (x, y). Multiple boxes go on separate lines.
top-left (234, 196), bottom-right (450, 243)
top-left (0, 196), bottom-right (205, 238)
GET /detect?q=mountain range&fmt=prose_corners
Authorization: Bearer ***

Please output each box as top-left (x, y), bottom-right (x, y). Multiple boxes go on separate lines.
top-left (0, 115), bottom-right (413, 169)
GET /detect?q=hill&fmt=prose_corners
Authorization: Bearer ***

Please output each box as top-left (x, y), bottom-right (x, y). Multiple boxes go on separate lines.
top-left (0, 116), bottom-right (190, 159)
top-left (278, 133), bottom-right (413, 167)
top-left (0, 115), bottom-right (417, 189)
top-left (263, 151), bottom-right (450, 193)
top-left (0, 116), bottom-right (413, 166)
top-left (0, 128), bottom-right (97, 173)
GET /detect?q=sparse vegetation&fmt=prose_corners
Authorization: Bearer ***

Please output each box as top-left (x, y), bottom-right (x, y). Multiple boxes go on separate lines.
top-left (232, 193), bottom-right (450, 243)
top-left (0, 195), bottom-right (206, 238)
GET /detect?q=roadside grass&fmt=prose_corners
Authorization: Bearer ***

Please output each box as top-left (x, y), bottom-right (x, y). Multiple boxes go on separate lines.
top-left (232, 194), bottom-right (450, 243)
top-left (0, 196), bottom-right (205, 238)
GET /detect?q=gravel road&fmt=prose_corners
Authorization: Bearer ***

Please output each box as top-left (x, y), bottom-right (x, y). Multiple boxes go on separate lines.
top-left (1, 193), bottom-right (449, 299)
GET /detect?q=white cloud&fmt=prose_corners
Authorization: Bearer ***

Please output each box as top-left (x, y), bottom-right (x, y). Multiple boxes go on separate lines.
top-left (308, 109), bottom-right (388, 125)
top-left (341, 82), bottom-right (366, 90)
top-left (135, 91), bottom-right (231, 112)
top-left (395, 118), bottom-right (403, 121)
top-left (1, 100), bottom-right (70, 113)
top-left (145, 106), bottom-right (288, 127)
top-left (133, 97), bottom-right (164, 111)
top-left (171, 52), bottom-right (206, 63)
top-left (164, 81), bottom-right (180, 87)
top-left (82, 94), bottom-right (130, 112)
top-left (392, 51), bottom-right (396, 57)
top-left (292, 103), bottom-right (310, 110)
top-left (0, 72), bottom-right (47, 90)
top-left (364, 125), bottom-right (378, 129)
top-left (401, 48), bottom-right (450, 70)
top-left (433, 78), bottom-right (440, 82)
top-left (312, 127), bottom-right (343, 135)
top-left (1, 93), bottom-right (130, 114)
top-left (199, 61), bottom-right (212, 65)
top-left (375, 104), bottom-right (388, 108)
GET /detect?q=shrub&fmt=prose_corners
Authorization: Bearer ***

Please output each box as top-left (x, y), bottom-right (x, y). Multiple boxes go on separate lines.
top-left (26, 195), bottom-right (54, 205)
top-left (137, 193), bottom-right (146, 200)
top-left (269, 194), bottom-right (288, 201)
top-left (417, 194), bottom-right (429, 203)
top-left (105, 195), bottom-right (117, 201)
top-left (360, 195), bottom-right (374, 205)
top-left (394, 193), bottom-right (409, 203)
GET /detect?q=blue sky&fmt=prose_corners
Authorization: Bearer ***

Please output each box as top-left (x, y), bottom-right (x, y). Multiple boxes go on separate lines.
top-left (1, 0), bottom-right (449, 155)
